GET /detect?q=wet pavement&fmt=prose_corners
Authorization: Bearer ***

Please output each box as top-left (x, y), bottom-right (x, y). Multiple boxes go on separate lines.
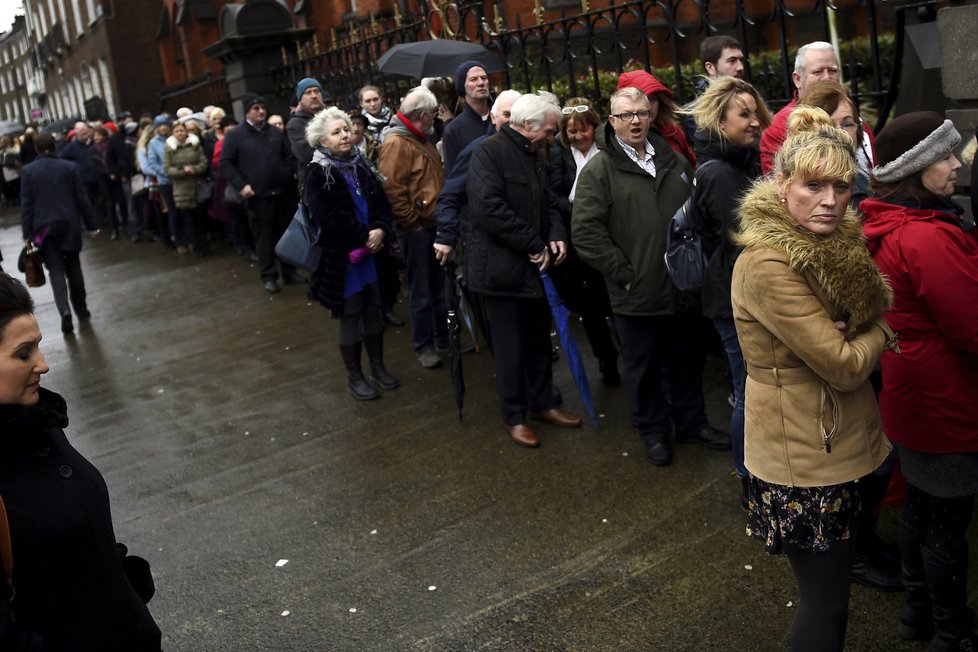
top-left (0, 206), bottom-right (961, 651)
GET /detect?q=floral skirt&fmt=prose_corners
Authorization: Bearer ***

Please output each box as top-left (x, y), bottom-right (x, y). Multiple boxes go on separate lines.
top-left (746, 475), bottom-right (860, 554)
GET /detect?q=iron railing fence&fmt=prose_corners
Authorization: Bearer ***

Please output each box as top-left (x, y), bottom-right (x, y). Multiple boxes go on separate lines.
top-left (158, 71), bottom-right (232, 114)
top-left (271, 0), bottom-right (936, 133)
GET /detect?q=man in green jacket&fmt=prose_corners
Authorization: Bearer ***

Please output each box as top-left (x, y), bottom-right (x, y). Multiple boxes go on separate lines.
top-left (572, 87), bottom-right (730, 466)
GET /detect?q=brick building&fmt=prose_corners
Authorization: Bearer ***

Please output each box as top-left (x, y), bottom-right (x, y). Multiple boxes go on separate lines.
top-left (0, 16), bottom-right (30, 131)
top-left (4, 0), bottom-right (164, 128)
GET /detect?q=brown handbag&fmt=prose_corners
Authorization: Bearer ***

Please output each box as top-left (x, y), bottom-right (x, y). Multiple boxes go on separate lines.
top-left (18, 243), bottom-right (45, 288)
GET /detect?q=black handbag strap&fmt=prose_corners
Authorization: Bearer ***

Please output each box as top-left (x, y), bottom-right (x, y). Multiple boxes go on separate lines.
top-left (0, 495), bottom-right (14, 600)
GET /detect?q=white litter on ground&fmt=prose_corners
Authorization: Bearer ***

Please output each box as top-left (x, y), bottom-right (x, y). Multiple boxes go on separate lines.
top-left (281, 610), bottom-right (290, 616)
top-left (744, 565), bottom-right (753, 570)
top-left (428, 585), bottom-right (437, 591)
top-left (275, 559), bottom-right (289, 567)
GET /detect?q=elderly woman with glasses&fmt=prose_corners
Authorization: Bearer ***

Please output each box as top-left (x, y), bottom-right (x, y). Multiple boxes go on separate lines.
top-left (545, 98), bottom-right (620, 386)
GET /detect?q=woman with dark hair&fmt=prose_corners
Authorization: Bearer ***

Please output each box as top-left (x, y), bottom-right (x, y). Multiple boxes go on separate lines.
top-left (0, 272), bottom-right (162, 649)
top-left (304, 107), bottom-right (399, 400)
top-left (163, 122), bottom-right (207, 255)
top-left (734, 107), bottom-right (897, 651)
top-left (546, 97), bottom-right (619, 385)
top-left (685, 76), bottom-right (770, 502)
top-left (861, 112), bottom-right (978, 650)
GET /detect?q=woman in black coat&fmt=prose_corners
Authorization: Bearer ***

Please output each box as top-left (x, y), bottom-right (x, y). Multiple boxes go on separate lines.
top-left (686, 77), bottom-right (770, 498)
top-left (304, 107), bottom-right (399, 401)
top-left (546, 98), bottom-right (620, 386)
top-left (0, 272), bottom-right (161, 651)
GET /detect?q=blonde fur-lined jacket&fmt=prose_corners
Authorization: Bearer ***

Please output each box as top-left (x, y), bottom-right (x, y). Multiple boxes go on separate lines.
top-left (731, 179), bottom-right (895, 487)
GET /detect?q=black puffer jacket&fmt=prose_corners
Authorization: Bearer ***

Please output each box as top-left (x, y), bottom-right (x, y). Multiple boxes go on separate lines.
top-left (465, 125), bottom-right (565, 298)
top-left (0, 389), bottom-right (161, 651)
top-left (691, 130), bottom-right (761, 319)
top-left (305, 151), bottom-right (394, 315)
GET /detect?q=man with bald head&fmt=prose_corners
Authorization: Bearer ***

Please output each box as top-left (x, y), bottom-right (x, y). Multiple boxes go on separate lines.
top-left (59, 120), bottom-right (103, 226)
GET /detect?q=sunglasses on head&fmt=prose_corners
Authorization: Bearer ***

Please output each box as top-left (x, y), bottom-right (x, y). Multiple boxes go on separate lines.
top-left (561, 105), bottom-right (590, 115)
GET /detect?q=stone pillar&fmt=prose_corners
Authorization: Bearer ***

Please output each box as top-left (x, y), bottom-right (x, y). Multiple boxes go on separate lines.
top-left (202, 0), bottom-right (314, 120)
top-left (937, 3), bottom-right (978, 219)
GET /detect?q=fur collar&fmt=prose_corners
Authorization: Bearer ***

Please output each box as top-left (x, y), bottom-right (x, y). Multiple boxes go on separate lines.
top-left (736, 179), bottom-right (892, 330)
top-left (165, 133), bottom-right (200, 150)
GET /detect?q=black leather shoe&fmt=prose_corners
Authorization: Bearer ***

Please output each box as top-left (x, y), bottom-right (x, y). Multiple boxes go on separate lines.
top-left (282, 271), bottom-right (306, 285)
top-left (263, 280), bottom-right (281, 294)
top-left (851, 552), bottom-right (904, 592)
top-left (383, 310), bottom-right (405, 327)
top-left (61, 314), bottom-right (74, 335)
top-left (677, 425), bottom-right (731, 450)
top-left (599, 359), bottom-right (621, 387)
top-left (644, 438), bottom-right (672, 466)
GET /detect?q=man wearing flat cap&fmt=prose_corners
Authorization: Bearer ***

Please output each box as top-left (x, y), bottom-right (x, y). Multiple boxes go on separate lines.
top-left (286, 77), bottom-right (327, 191)
top-left (219, 93), bottom-right (304, 294)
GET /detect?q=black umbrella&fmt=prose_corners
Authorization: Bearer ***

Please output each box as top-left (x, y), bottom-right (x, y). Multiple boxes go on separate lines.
top-left (445, 262), bottom-right (466, 421)
top-left (40, 117), bottom-right (83, 134)
top-left (377, 40), bottom-right (503, 78)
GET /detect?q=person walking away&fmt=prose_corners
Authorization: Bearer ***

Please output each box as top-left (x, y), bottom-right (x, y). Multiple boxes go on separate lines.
top-left (19, 133), bottom-right (99, 334)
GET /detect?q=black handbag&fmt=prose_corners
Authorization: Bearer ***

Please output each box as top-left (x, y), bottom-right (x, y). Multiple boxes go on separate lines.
top-left (196, 176), bottom-right (214, 204)
top-left (274, 202), bottom-right (322, 272)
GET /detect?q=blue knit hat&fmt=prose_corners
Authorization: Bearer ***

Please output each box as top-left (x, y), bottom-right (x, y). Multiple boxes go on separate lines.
top-left (295, 77), bottom-right (324, 102)
top-left (153, 114), bottom-right (170, 129)
top-left (454, 60), bottom-right (486, 97)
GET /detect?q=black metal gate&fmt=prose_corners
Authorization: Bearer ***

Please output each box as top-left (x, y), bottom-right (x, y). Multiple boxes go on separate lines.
top-left (271, 0), bottom-right (927, 133)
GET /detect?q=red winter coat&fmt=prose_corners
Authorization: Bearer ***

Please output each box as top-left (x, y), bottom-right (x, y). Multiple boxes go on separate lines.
top-left (861, 197), bottom-right (978, 454)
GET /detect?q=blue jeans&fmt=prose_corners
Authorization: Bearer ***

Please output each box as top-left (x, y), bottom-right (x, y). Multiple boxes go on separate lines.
top-left (713, 317), bottom-right (747, 477)
top-left (398, 226), bottom-right (447, 352)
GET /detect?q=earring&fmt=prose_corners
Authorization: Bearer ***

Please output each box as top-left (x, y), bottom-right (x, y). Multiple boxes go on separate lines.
top-left (780, 197), bottom-right (786, 203)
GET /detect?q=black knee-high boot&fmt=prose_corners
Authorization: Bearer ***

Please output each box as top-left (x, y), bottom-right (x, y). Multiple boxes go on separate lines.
top-left (339, 342), bottom-right (378, 400)
top-left (898, 517), bottom-right (932, 640)
top-left (851, 471), bottom-right (902, 591)
top-left (365, 333), bottom-right (399, 390)
top-left (922, 546), bottom-right (978, 651)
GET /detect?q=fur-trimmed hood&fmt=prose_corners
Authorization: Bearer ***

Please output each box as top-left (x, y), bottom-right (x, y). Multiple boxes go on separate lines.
top-left (735, 179), bottom-right (892, 330)
top-left (165, 133), bottom-right (200, 150)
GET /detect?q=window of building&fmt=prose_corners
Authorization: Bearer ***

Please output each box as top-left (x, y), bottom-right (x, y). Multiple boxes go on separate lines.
top-left (85, 0), bottom-right (97, 25)
top-left (157, 4), bottom-right (170, 38)
top-left (72, 0), bottom-right (84, 37)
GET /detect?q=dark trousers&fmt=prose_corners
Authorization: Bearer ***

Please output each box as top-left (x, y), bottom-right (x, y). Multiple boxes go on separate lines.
top-left (613, 309), bottom-right (708, 441)
top-left (41, 246), bottom-right (87, 318)
top-left (482, 294), bottom-right (555, 426)
top-left (108, 179), bottom-right (128, 229)
top-left (247, 194), bottom-right (294, 281)
top-left (398, 226), bottom-right (447, 352)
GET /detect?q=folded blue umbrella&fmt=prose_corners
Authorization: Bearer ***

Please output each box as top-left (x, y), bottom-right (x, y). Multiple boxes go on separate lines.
top-left (540, 270), bottom-right (600, 430)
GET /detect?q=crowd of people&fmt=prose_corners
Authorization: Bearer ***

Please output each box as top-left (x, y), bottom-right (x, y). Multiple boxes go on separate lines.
top-left (0, 33), bottom-right (975, 651)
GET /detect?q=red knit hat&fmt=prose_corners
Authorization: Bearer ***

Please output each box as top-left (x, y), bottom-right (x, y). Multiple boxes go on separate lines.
top-left (616, 70), bottom-right (674, 100)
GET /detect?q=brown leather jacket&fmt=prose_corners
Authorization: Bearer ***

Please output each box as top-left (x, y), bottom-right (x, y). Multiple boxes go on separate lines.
top-left (377, 117), bottom-right (444, 232)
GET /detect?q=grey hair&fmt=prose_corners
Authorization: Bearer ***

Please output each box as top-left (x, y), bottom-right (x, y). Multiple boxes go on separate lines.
top-left (306, 106), bottom-right (352, 148)
top-left (399, 86), bottom-right (438, 120)
top-left (509, 94), bottom-right (561, 129)
top-left (794, 41), bottom-right (836, 74)
top-left (609, 87), bottom-right (649, 113)
top-left (490, 89), bottom-right (521, 117)
top-left (535, 90), bottom-right (560, 108)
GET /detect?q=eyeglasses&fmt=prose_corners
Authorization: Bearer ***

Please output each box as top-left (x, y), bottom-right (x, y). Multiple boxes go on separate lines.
top-left (610, 110), bottom-right (652, 122)
top-left (561, 105), bottom-right (590, 115)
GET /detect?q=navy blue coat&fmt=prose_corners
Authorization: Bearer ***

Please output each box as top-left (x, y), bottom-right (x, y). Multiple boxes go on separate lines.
top-left (58, 139), bottom-right (97, 186)
top-left (20, 154), bottom-right (96, 246)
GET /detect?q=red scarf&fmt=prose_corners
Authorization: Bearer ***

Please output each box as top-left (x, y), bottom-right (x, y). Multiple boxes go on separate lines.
top-left (396, 112), bottom-right (428, 142)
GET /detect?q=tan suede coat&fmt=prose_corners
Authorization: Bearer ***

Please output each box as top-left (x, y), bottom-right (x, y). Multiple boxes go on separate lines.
top-left (731, 179), bottom-right (893, 487)
top-left (377, 129), bottom-right (444, 232)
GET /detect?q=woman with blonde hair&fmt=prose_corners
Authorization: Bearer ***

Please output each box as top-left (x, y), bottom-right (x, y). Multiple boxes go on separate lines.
top-left (686, 76), bottom-right (770, 502)
top-left (733, 106), bottom-right (898, 650)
